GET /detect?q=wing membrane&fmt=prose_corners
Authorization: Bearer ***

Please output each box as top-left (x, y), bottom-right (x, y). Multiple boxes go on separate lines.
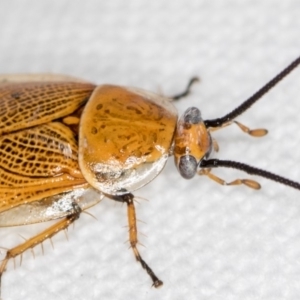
top-left (0, 123), bottom-right (80, 180)
top-left (0, 77), bottom-right (103, 226)
top-left (0, 185), bottom-right (103, 226)
top-left (0, 122), bottom-right (87, 212)
top-left (0, 81), bottom-right (95, 135)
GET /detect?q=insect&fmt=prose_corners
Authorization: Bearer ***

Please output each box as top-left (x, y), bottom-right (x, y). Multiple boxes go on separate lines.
top-left (0, 56), bottom-right (300, 294)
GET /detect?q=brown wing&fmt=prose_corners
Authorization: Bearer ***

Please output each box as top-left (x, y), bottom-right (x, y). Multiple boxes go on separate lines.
top-left (0, 185), bottom-right (103, 226)
top-left (0, 122), bottom-right (87, 213)
top-left (0, 80), bottom-right (96, 219)
top-left (0, 81), bottom-right (96, 135)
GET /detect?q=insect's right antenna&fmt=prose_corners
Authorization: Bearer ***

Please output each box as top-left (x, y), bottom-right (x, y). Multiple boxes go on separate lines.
top-left (205, 56), bottom-right (300, 128)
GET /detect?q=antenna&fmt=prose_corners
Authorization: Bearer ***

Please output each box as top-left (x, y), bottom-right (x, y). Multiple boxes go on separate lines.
top-left (205, 56), bottom-right (300, 128)
top-left (200, 159), bottom-right (300, 191)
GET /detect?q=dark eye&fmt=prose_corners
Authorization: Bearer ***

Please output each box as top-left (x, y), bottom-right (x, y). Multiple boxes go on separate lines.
top-left (178, 155), bottom-right (197, 179)
top-left (183, 107), bottom-right (202, 124)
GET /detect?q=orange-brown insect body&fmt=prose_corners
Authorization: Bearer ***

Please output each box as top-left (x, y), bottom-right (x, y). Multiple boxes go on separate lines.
top-left (0, 78), bottom-right (180, 223)
top-left (79, 84), bottom-right (177, 195)
top-left (1, 55), bottom-right (299, 294)
top-left (0, 75), bottom-right (183, 292)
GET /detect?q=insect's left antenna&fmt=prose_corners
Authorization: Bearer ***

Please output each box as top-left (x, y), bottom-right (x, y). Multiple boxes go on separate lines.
top-left (205, 56), bottom-right (300, 128)
top-left (200, 159), bottom-right (300, 191)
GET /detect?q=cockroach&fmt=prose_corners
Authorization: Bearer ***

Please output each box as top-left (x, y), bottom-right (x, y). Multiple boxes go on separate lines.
top-left (0, 57), bottom-right (300, 293)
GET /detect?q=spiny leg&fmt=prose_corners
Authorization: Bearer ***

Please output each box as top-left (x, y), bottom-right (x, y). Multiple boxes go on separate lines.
top-left (209, 120), bottom-right (268, 137)
top-left (111, 193), bottom-right (163, 288)
top-left (198, 168), bottom-right (261, 190)
top-left (0, 204), bottom-right (81, 295)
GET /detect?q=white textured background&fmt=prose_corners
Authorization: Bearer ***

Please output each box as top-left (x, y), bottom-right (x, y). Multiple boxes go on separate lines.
top-left (0, 1), bottom-right (300, 300)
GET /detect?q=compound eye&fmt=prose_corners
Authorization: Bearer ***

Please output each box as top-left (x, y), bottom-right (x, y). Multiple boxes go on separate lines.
top-left (183, 107), bottom-right (202, 124)
top-left (178, 155), bottom-right (197, 179)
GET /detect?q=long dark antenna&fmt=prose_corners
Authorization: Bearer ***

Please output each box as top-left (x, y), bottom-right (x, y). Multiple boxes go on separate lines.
top-left (200, 159), bottom-right (300, 191)
top-left (205, 56), bottom-right (300, 128)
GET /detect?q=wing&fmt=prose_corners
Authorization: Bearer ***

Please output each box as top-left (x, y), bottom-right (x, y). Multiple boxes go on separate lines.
top-left (0, 185), bottom-right (103, 226)
top-left (0, 122), bottom-right (88, 213)
top-left (0, 79), bottom-right (97, 222)
top-left (0, 80), bottom-right (96, 135)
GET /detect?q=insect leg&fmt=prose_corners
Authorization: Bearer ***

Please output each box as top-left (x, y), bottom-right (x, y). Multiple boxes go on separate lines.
top-left (209, 120), bottom-right (268, 137)
top-left (198, 168), bottom-right (261, 190)
top-left (110, 193), bottom-right (163, 288)
top-left (0, 203), bottom-right (81, 294)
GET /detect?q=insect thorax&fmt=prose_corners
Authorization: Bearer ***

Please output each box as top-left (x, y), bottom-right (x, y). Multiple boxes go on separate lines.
top-left (78, 85), bottom-right (178, 195)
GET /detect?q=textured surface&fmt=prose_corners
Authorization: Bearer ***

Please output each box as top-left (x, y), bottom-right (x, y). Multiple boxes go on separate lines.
top-left (0, 1), bottom-right (300, 300)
